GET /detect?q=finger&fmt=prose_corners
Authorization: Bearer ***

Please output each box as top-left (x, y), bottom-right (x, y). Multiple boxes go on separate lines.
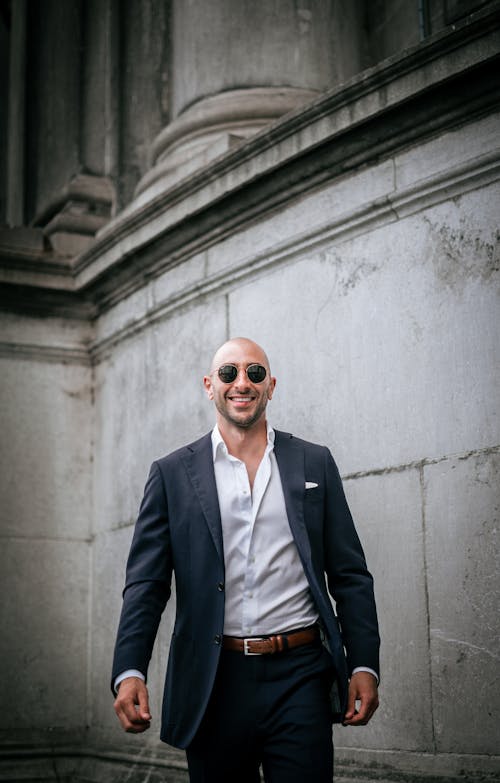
top-left (114, 693), bottom-right (137, 724)
top-left (343, 682), bottom-right (358, 722)
top-left (344, 694), bottom-right (379, 726)
top-left (115, 701), bottom-right (151, 733)
top-left (137, 685), bottom-right (152, 721)
top-left (346, 704), bottom-right (369, 725)
top-left (125, 718), bottom-right (151, 734)
top-left (114, 688), bottom-right (150, 732)
top-left (343, 700), bottom-right (362, 725)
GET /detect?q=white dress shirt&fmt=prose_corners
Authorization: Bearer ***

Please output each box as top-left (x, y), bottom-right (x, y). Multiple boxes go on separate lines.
top-left (212, 424), bottom-right (377, 681)
top-left (212, 424), bottom-right (318, 636)
top-left (114, 424), bottom-right (378, 690)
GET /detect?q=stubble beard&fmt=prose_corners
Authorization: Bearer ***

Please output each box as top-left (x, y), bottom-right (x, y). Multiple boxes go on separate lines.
top-left (215, 394), bottom-right (267, 431)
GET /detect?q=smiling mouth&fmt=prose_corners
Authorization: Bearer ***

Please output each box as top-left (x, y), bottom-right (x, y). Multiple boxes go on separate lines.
top-left (228, 396), bottom-right (254, 404)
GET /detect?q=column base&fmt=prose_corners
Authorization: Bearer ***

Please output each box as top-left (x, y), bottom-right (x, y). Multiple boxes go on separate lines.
top-left (134, 87), bottom-right (319, 202)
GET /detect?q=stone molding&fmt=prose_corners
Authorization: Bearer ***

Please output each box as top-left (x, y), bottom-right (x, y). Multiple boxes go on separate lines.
top-left (75, 7), bottom-right (500, 288)
top-left (1, 741), bottom-right (499, 783)
top-left (33, 174), bottom-right (115, 228)
top-left (33, 174), bottom-right (116, 258)
top-left (88, 146), bottom-right (500, 363)
top-left (0, 341), bottom-right (91, 365)
top-left (1, 140), bottom-right (498, 362)
top-left (135, 87), bottom-right (321, 197)
top-left (1, 139), bottom-right (498, 361)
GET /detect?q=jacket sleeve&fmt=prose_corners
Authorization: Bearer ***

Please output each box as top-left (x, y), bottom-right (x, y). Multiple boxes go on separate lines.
top-left (111, 461), bottom-right (173, 690)
top-left (323, 449), bottom-right (380, 676)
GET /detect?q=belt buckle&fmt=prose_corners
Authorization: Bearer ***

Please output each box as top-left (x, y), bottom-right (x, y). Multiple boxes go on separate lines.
top-left (243, 637), bottom-right (264, 655)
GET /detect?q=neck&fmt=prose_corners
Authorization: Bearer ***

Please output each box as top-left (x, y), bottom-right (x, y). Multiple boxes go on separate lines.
top-left (217, 416), bottom-right (268, 460)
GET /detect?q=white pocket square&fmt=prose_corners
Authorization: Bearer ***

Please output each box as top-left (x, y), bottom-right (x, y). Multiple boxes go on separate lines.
top-left (305, 481), bottom-right (319, 489)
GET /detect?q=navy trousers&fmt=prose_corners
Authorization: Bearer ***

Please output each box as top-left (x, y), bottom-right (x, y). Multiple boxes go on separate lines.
top-left (186, 639), bottom-right (335, 782)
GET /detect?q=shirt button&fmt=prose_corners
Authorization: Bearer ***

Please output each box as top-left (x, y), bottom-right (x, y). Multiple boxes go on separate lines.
top-left (214, 634), bottom-right (222, 645)
top-left (217, 582), bottom-right (225, 591)
top-left (248, 592), bottom-right (253, 598)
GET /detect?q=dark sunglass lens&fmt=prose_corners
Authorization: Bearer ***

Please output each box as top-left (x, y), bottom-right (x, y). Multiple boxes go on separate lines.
top-left (218, 365), bottom-right (238, 383)
top-left (247, 364), bottom-right (266, 383)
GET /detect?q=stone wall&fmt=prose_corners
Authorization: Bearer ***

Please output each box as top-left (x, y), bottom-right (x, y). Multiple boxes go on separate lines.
top-left (0, 314), bottom-right (93, 772)
top-left (1, 2), bottom-right (499, 781)
top-left (85, 112), bottom-right (500, 783)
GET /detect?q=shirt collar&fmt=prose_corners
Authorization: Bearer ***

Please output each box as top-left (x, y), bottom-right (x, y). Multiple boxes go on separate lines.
top-left (211, 422), bottom-right (275, 462)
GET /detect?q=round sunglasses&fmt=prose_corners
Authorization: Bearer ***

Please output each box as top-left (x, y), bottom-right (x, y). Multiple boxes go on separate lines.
top-left (217, 363), bottom-right (267, 384)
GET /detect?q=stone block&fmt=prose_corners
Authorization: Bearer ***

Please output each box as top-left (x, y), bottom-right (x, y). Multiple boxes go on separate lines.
top-left (334, 468), bottom-right (433, 751)
top-left (0, 357), bottom-right (92, 539)
top-left (48, 230), bottom-right (94, 257)
top-left (394, 113), bottom-right (500, 192)
top-left (228, 181), bottom-right (500, 473)
top-left (0, 538), bottom-right (89, 729)
top-left (151, 251), bottom-right (206, 311)
top-left (92, 283), bottom-right (153, 349)
top-left (424, 450), bottom-right (500, 754)
top-left (205, 159), bottom-right (395, 281)
top-left (0, 310), bottom-right (93, 349)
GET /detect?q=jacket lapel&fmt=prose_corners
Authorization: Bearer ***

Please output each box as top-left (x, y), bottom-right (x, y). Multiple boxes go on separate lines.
top-left (181, 432), bottom-right (224, 563)
top-left (273, 430), bottom-right (313, 572)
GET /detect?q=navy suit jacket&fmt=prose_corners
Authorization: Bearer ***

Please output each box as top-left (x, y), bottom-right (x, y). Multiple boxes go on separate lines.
top-left (111, 430), bottom-right (380, 749)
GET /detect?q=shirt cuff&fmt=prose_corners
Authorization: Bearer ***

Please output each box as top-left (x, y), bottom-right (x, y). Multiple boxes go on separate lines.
top-left (113, 669), bottom-right (145, 695)
top-left (351, 666), bottom-right (379, 685)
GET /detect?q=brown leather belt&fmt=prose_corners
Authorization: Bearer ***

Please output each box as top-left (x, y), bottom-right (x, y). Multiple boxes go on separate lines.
top-left (222, 626), bottom-right (320, 655)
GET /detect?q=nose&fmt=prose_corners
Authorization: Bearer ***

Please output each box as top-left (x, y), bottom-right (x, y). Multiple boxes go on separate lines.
top-left (234, 367), bottom-right (251, 389)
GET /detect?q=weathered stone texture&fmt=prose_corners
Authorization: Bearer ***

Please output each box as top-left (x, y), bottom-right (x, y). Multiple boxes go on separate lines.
top-left (424, 450), bottom-right (500, 754)
top-left (0, 356), bottom-right (92, 540)
top-left (337, 469), bottom-right (433, 752)
top-left (228, 183), bottom-right (500, 474)
top-left (0, 538), bottom-right (89, 728)
top-left (171, 0), bottom-right (343, 118)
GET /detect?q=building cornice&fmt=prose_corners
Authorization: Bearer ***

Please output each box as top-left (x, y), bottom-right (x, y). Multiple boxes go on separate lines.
top-left (0, 5), bottom-right (499, 319)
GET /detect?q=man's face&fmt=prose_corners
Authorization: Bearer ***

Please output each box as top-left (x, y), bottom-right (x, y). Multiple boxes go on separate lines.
top-left (204, 341), bottom-right (276, 430)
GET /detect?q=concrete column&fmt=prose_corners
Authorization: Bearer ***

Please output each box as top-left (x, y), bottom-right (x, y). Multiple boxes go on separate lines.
top-left (136, 0), bottom-right (365, 198)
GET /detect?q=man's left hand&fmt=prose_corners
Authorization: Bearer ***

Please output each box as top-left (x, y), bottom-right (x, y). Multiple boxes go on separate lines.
top-left (343, 671), bottom-right (379, 726)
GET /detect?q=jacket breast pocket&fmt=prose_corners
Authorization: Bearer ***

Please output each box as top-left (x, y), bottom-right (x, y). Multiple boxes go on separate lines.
top-left (304, 486), bottom-right (324, 504)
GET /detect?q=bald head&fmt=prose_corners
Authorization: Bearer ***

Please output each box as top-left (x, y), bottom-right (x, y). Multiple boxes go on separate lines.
top-left (209, 337), bottom-right (271, 375)
top-left (204, 338), bottom-right (276, 432)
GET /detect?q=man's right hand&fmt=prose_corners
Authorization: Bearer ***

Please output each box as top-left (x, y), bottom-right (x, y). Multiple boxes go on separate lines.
top-left (114, 676), bottom-right (152, 733)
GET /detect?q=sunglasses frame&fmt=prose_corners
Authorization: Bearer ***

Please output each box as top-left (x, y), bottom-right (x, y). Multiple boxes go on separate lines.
top-left (216, 363), bottom-right (267, 384)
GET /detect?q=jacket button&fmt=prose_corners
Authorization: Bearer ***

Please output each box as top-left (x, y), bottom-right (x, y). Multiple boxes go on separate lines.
top-left (217, 582), bottom-right (225, 591)
top-left (214, 634), bottom-right (222, 645)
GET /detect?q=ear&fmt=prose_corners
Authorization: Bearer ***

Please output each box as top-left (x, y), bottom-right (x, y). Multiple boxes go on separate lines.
top-left (203, 375), bottom-right (214, 400)
top-left (267, 377), bottom-right (276, 400)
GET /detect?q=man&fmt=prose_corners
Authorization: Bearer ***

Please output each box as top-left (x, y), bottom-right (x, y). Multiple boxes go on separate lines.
top-left (112, 337), bottom-right (380, 782)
